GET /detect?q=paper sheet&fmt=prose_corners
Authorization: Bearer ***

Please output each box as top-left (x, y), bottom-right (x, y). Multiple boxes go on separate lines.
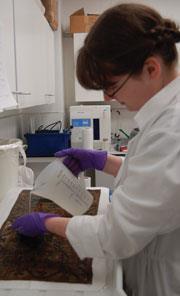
top-left (0, 186), bottom-right (111, 292)
top-left (0, 23), bottom-right (17, 110)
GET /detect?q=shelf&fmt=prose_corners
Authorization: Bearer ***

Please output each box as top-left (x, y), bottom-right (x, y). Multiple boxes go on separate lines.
top-left (110, 100), bottom-right (126, 109)
top-left (63, 31), bottom-right (73, 38)
top-left (27, 157), bottom-right (55, 163)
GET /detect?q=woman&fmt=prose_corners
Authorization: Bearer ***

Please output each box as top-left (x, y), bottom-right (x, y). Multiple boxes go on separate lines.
top-left (13, 3), bottom-right (180, 295)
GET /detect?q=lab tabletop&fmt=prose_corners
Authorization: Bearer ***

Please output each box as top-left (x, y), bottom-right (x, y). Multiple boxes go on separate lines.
top-left (0, 187), bottom-right (126, 296)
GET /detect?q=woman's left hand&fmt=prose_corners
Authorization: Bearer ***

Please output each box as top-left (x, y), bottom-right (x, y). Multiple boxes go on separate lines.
top-left (12, 212), bottom-right (60, 237)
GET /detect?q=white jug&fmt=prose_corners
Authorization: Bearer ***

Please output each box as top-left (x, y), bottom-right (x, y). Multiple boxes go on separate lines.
top-left (0, 138), bottom-right (25, 201)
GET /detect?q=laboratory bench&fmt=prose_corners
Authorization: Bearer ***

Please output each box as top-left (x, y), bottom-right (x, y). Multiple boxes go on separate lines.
top-left (0, 187), bottom-right (127, 296)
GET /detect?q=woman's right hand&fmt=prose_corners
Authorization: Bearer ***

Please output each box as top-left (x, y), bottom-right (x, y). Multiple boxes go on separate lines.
top-left (55, 148), bottom-right (107, 176)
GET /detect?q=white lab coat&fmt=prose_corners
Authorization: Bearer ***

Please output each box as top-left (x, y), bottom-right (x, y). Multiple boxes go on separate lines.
top-left (66, 76), bottom-right (180, 296)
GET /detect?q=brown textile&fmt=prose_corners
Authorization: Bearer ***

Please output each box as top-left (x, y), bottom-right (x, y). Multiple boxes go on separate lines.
top-left (0, 189), bottom-right (100, 283)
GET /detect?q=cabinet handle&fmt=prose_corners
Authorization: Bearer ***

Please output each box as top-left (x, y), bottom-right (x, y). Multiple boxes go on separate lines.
top-left (12, 91), bottom-right (31, 95)
top-left (45, 94), bottom-right (54, 96)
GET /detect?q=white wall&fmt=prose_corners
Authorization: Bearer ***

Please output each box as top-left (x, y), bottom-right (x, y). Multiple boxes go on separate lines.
top-left (61, 0), bottom-right (180, 31)
top-left (0, 114), bottom-right (19, 139)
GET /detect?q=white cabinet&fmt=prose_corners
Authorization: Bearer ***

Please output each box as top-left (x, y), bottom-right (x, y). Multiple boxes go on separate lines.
top-left (44, 22), bottom-right (55, 104)
top-left (0, 0), bottom-right (16, 94)
top-left (73, 33), bottom-right (104, 102)
top-left (13, 0), bottom-right (55, 108)
top-left (0, 0), bottom-right (55, 109)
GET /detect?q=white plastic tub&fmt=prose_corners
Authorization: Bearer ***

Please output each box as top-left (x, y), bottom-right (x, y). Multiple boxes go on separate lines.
top-left (0, 138), bottom-right (23, 201)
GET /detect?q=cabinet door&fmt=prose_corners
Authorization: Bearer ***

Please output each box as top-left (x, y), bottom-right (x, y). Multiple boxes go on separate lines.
top-left (0, 0), bottom-right (16, 94)
top-left (74, 33), bottom-right (104, 102)
top-left (44, 23), bottom-right (55, 104)
top-left (13, 0), bottom-right (50, 108)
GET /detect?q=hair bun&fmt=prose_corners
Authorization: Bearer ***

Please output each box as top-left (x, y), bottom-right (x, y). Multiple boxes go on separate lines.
top-left (147, 22), bottom-right (180, 44)
top-left (163, 18), bottom-right (177, 30)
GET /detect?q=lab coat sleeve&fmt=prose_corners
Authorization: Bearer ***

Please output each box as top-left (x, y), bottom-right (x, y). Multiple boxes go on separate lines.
top-left (66, 129), bottom-right (180, 260)
top-left (66, 215), bottom-right (106, 259)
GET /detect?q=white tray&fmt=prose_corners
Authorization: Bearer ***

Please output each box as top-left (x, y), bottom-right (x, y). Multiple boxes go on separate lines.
top-left (0, 187), bottom-right (116, 294)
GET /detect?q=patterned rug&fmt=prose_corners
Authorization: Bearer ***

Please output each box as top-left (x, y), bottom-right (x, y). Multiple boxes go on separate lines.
top-left (0, 189), bottom-right (100, 283)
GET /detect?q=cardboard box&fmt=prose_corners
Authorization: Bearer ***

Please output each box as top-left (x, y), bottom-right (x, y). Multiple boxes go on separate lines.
top-left (70, 8), bottom-right (99, 33)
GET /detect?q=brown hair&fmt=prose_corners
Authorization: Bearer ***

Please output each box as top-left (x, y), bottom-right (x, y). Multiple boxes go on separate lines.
top-left (76, 3), bottom-right (180, 90)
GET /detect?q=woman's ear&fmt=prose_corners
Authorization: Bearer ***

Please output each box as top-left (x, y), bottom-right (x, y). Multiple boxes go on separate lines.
top-left (143, 56), bottom-right (162, 80)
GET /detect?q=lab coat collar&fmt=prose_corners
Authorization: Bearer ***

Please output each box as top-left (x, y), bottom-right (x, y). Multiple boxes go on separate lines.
top-left (134, 76), bottom-right (180, 130)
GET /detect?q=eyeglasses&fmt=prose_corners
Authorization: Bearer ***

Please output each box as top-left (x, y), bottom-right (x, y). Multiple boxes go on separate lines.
top-left (103, 73), bottom-right (132, 98)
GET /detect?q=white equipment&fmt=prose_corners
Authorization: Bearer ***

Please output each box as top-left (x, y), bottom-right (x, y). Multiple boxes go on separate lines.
top-left (70, 105), bottom-right (111, 150)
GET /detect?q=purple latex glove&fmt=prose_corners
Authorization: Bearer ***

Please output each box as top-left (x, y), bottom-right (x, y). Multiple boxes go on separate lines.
top-left (12, 212), bottom-right (59, 237)
top-left (55, 148), bottom-right (107, 176)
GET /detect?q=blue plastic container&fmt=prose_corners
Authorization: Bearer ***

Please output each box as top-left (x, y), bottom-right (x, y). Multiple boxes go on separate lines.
top-left (25, 132), bottom-right (71, 157)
